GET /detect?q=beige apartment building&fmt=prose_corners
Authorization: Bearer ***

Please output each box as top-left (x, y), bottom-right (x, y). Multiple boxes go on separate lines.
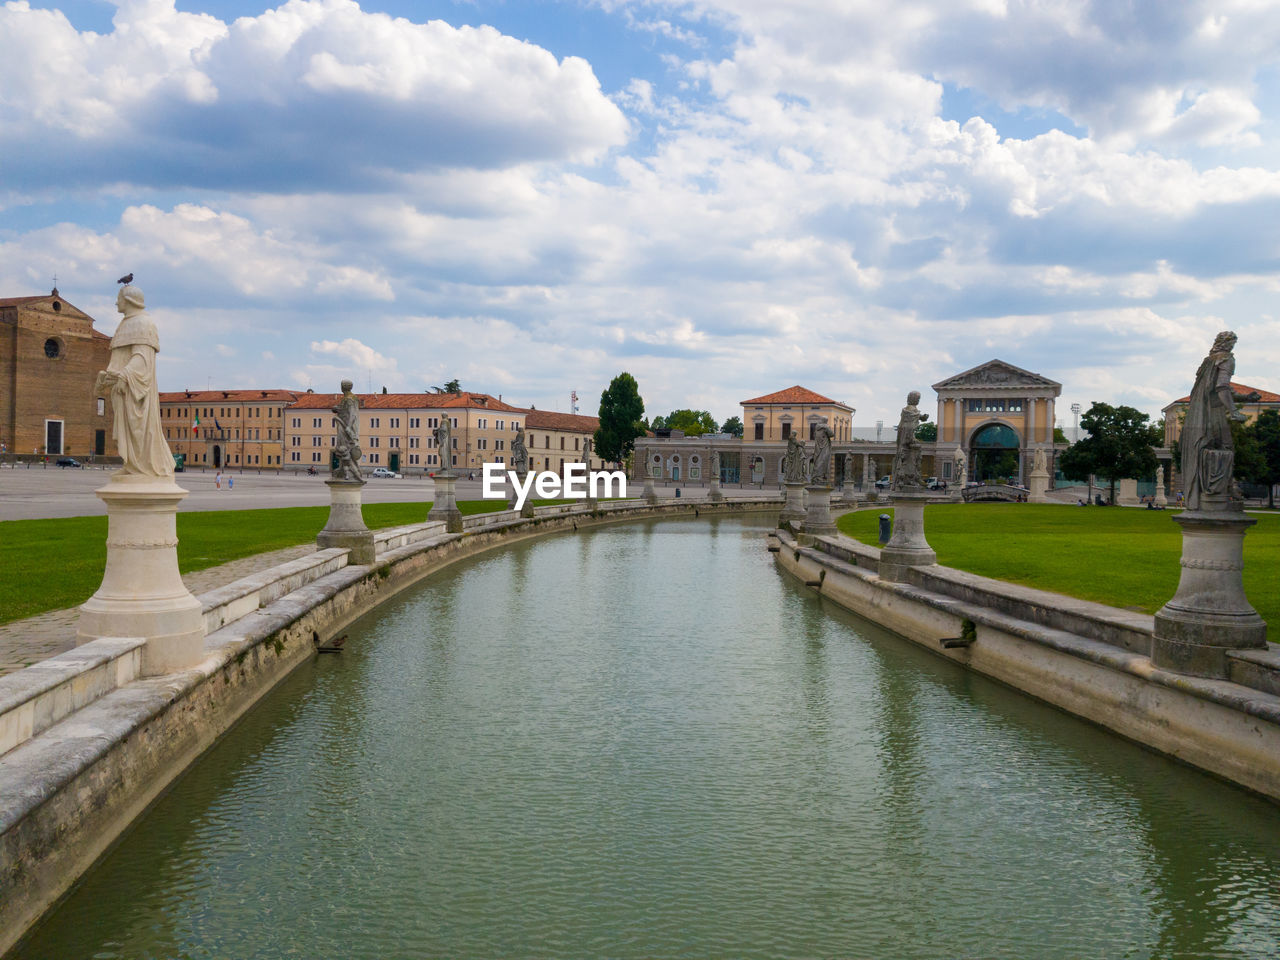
top-left (1162, 381), bottom-right (1280, 447)
top-left (523, 410), bottom-right (604, 473)
top-left (282, 391), bottom-right (527, 474)
top-left (159, 389), bottom-right (299, 469)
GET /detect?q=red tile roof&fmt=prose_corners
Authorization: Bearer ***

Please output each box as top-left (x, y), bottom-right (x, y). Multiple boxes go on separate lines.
top-left (741, 385), bottom-right (849, 407)
top-left (0, 295), bottom-right (48, 307)
top-left (284, 391), bottom-right (526, 412)
top-left (159, 389), bottom-right (300, 403)
top-left (523, 410), bottom-right (600, 432)
top-left (1170, 381), bottom-right (1280, 404)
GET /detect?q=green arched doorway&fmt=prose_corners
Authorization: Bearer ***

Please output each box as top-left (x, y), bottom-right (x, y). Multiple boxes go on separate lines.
top-left (970, 423), bottom-right (1021, 482)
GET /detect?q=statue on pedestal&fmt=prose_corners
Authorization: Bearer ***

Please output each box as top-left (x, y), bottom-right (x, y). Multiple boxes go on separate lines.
top-left (809, 422), bottom-right (833, 484)
top-left (844, 452), bottom-right (855, 487)
top-left (1182, 331), bottom-right (1246, 511)
top-left (582, 437), bottom-right (593, 463)
top-left (94, 284), bottom-right (173, 479)
top-left (331, 380), bottom-right (362, 483)
top-left (512, 426), bottom-right (529, 474)
top-left (783, 433), bottom-right (807, 483)
top-left (1032, 447), bottom-right (1047, 474)
top-left (434, 415), bottom-right (453, 474)
top-left (890, 390), bottom-right (924, 491)
top-left (955, 447), bottom-right (967, 485)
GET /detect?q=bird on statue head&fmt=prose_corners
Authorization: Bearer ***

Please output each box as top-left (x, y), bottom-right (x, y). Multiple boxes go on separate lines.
top-left (117, 272), bottom-right (133, 285)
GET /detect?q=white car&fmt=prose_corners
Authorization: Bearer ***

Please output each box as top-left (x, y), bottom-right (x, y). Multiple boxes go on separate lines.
top-left (370, 467), bottom-right (401, 479)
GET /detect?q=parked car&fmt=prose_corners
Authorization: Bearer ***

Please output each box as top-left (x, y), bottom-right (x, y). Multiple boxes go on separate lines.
top-left (875, 475), bottom-right (892, 489)
top-left (370, 467), bottom-right (401, 479)
top-left (926, 476), bottom-right (948, 491)
top-left (56, 457), bottom-right (82, 468)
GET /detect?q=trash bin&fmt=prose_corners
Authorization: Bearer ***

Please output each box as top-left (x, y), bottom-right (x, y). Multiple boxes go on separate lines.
top-left (878, 513), bottom-right (891, 544)
top-left (675, 488), bottom-right (681, 498)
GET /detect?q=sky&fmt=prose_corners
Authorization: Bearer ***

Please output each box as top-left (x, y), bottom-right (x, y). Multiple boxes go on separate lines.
top-left (3, 0), bottom-right (1280, 429)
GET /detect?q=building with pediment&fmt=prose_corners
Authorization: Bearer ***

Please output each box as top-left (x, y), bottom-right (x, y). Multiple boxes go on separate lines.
top-left (1, 288), bottom-right (116, 460)
top-left (632, 359), bottom-right (1062, 488)
top-left (933, 360), bottom-right (1062, 483)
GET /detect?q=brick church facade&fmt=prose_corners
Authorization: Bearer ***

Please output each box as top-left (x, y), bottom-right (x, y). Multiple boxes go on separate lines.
top-left (0, 289), bottom-right (116, 460)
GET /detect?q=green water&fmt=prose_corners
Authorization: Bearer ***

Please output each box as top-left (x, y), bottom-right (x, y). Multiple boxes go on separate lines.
top-left (14, 517), bottom-right (1280, 959)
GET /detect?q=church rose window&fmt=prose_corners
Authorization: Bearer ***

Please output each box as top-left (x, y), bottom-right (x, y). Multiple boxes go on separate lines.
top-left (44, 338), bottom-right (61, 359)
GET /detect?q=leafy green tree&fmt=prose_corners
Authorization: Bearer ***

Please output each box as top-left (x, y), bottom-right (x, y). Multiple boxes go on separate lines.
top-left (594, 373), bottom-right (646, 464)
top-left (443, 379), bottom-right (461, 393)
top-left (1053, 426), bottom-right (1068, 444)
top-left (661, 409), bottom-right (717, 436)
top-left (1058, 402), bottom-right (1158, 503)
top-left (1247, 409), bottom-right (1280, 507)
top-left (721, 415), bottom-right (744, 438)
top-left (915, 421), bottom-right (937, 442)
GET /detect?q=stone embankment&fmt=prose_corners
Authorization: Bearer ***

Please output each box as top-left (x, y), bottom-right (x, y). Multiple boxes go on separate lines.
top-left (771, 527), bottom-right (1280, 802)
top-left (0, 495), bottom-right (781, 957)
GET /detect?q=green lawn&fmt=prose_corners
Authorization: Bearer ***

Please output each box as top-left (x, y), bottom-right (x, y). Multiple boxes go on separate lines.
top-left (838, 503), bottom-right (1278, 634)
top-left (0, 499), bottom-right (566, 625)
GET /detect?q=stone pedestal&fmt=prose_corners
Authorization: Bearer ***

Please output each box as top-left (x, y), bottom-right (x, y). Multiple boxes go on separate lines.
top-left (709, 477), bottom-right (724, 502)
top-left (1154, 479), bottom-right (1168, 509)
top-left (77, 477), bottom-right (205, 677)
top-left (317, 479), bottom-right (375, 564)
top-left (643, 475), bottom-right (658, 505)
top-left (429, 473), bottom-right (464, 532)
top-left (1152, 510), bottom-right (1267, 678)
top-left (780, 481), bottom-right (807, 523)
top-left (803, 484), bottom-right (837, 535)
top-left (879, 489), bottom-right (937, 582)
top-left (1117, 477), bottom-right (1139, 507)
top-left (1028, 469), bottom-right (1050, 503)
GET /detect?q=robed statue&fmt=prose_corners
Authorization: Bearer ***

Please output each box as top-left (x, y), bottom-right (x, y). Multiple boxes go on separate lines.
top-left (809, 422), bottom-right (834, 484)
top-left (434, 415), bottom-right (453, 474)
top-left (1182, 331), bottom-right (1246, 511)
top-left (890, 390), bottom-right (924, 491)
top-left (94, 284), bottom-right (174, 479)
top-left (711, 449), bottom-right (721, 480)
top-left (1032, 447), bottom-right (1047, 474)
top-left (331, 380), bottom-right (362, 482)
top-left (512, 426), bottom-right (529, 474)
top-left (783, 432), bottom-right (807, 483)
top-left (954, 447), bottom-right (967, 485)
top-left (582, 437), bottom-right (593, 463)
top-left (843, 452), bottom-right (855, 486)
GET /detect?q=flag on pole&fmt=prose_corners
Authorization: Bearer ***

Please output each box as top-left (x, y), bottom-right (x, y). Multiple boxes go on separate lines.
top-left (192, 413), bottom-right (200, 436)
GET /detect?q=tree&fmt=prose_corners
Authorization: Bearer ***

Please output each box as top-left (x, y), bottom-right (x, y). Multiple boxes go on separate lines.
top-left (1246, 409), bottom-right (1280, 507)
top-left (442, 379), bottom-right (461, 394)
top-left (661, 409), bottom-right (716, 436)
top-left (721, 415), bottom-right (744, 438)
top-left (915, 421), bottom-right (937, 442)
top-left (594, 373), bottom-right (646, 464)
top-left (1057, 402), bottom-right (1158, 503)
top-left (1053, 426), bottom-right (1068, 444)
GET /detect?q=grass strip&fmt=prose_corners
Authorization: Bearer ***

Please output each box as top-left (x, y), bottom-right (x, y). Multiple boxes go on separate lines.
top-left (0, 499), bottom-right (570, 625)
top-left (837, 503), bottom-right (1277, 635)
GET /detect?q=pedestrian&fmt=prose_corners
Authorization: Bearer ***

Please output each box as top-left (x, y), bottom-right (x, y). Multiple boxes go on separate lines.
top-left (216, 471), bottom-right (221, 489)
top-left (228, 476), bottom-right (233, 489)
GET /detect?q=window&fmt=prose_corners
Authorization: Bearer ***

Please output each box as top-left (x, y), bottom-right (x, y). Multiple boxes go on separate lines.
top-left (291, 436), bottom-right (300, 447)
top-left (313, 452), bottom-right (322, 462)
top-left (97, 398), bottom-right (105, 416)
top-left (409, 437), bottom-right (419, 448)
top-left (574, 438), bottom-right (580, 450)
top-left (312, 436), bottom-right (322, 447)
top-left (495, 439), bottom-right (504, 450)
top-left (754, 423), bottom-right (764, 440)
top-left (809, 423), bottom-right (816, 440)
top-left (369, 436), bottom-right (380, 448)
top-left (409, 454), bottom-right (419, 465)
top-left (560, 438), bottom-right (565, 450)
top-left (545, 435), bottom-right (550, 448)
top-left (409, 417), bottom-right (420, 428)
top-left (781, 422), bottom-right (791, 439)
top-left (496, 419), bottom-right (504, 430)
top-left (370, 417), bottom-right (380, 428)
top-left (390, 417), bottom-right (400, 428)
top-left (292, 417), bottom-right (301, 428)
top-left (389, 438), bottom-right (399, 448)
top-left (477, 438), bottom-right (487, 450)
top-left (451, 418), bottom-right (458, 429)
top-left (477, 418), bottom-right (487, 430)
top-left (291, 452), bottom-right (300, 462)
top-left (313, 417), bottom-right (322, 428)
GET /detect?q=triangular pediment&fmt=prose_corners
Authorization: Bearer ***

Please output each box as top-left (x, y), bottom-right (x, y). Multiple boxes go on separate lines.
top-left (932, 359), bottom-right (1060, 391)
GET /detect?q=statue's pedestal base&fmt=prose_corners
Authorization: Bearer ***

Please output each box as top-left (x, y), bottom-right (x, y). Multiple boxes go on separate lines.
top-left (317, 479), bottom-right (375, 564)
top-left (1028, 471), bottom-right (1050, 504)
top-left (1152, 510), bottom-right (1266, 678)
top-left (77, 477), bottom-right (205, 677)
top-left (643, 476), bottom-right (658, 505)
top-left (879, 490), bottom-right (937, 582)
top-left (709, 478), bottom-right (724, 503)
top-left (1117, 477), bottom-right (1140, 507)
top-left (863, 487), bottom-right (879, 503)
top-left (803, 484), bottom-right (836, 535)
top-left (780, 481), bottom-right (807, 523)
top-left (1154, 485), bottom-right (1168, 508)
top-left (429, 474), bottom-right (464, 532)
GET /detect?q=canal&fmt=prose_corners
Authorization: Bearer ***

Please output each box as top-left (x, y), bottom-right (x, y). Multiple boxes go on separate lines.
top-left (14, 517), bottom-right (1280, 958)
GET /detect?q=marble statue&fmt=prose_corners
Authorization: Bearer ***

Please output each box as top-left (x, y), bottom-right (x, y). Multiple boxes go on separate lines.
top-left (809, 422), bottom-right (834, 483)
top-left (1156, 464), bottom-right (1164, 488)
top-left (512, 426), bottom-right (529, 474)
top-left (844, 452), bottom-right (855, 485)
top-left (331, 380), bottom-right (362, 482)
top-left (1032, 447), bottom-right (1047, 474)
top-left (783, 432), bottom-right (807, 483)
top-left (94, 284), bottom-right (174, 479)
top-left (890, 390), bottom-right (924, 490)
top-left (711, 450), bottom-right (721, 478)
top-left (582, 437), bottom-right (593, 463)
top-left (955, 447), bottom-right (967, 484)
top-left (434, 415), bottom-right (453, 474)
top-left (1182, 331), bottom-right (1246, 511)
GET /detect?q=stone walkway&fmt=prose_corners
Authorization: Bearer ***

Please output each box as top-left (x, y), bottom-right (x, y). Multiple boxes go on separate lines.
top-left (0, 543), bottom-right (317, 677)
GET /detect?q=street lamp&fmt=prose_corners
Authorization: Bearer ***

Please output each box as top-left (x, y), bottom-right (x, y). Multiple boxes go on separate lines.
top-left (1071, 402), bottom-right (1081, 443)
